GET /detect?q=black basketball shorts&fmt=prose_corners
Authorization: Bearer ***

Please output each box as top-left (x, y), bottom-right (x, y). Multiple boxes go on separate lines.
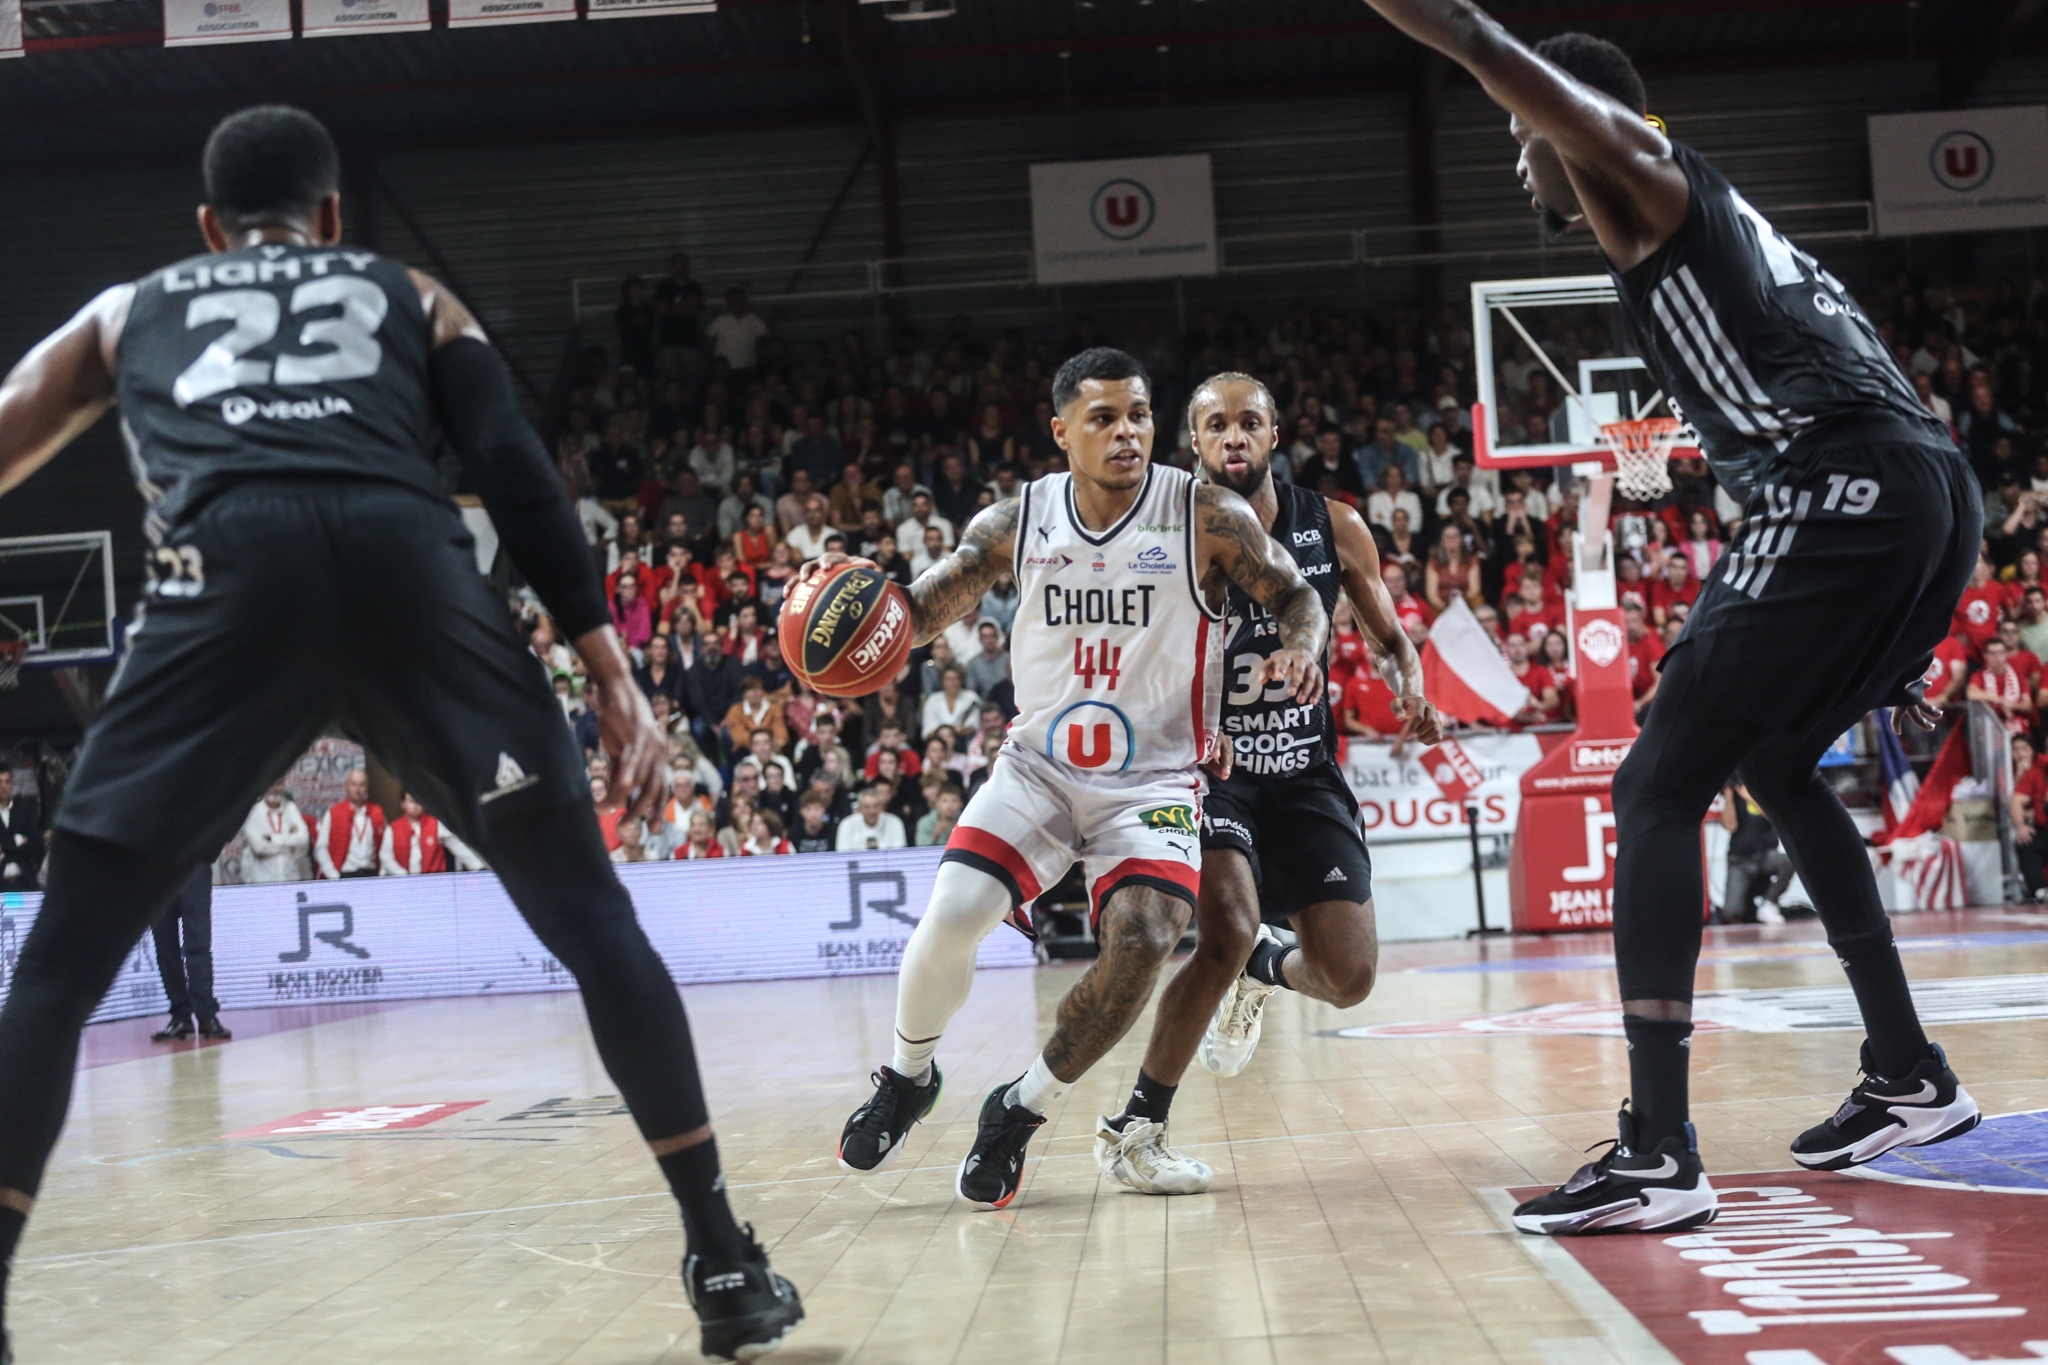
top-left (57, 479), bottom-right (587, 867)
top-left (1200, 760), bottom-right (1373, 922)
top-left (1671, 435), bottom-right (1981, 742)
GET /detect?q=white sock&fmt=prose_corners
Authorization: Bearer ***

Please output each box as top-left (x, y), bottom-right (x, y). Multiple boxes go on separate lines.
top-left (1005, 1054), bottom-right (1069, 1116)
top-left (891, 1033), bottom-right (938, 1085)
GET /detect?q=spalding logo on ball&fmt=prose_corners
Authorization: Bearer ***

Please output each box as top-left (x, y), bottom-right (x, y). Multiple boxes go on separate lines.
top-left (778, 563), bottom-right (915, 698)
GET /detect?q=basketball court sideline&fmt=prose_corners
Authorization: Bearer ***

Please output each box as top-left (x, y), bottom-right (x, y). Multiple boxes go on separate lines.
top-left (11, 909), bottom-right (2045, 1365)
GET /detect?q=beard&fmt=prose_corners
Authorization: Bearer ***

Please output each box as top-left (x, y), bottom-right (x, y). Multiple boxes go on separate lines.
top-left (1205, 450), bottom-right (1270, 498)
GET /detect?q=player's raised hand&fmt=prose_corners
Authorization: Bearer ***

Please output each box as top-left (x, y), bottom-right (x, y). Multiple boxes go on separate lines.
top-left (1259, 649), bottom-right (1324, 706)
top-left (1397, 693), bottom-right (1444, 747)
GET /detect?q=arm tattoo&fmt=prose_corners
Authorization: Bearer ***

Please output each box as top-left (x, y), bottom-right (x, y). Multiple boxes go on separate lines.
top-left (1041, 886), bottom-right (1191, 1081)
top-left (905, 497), bottom-right (1020, 645)
top-left (1194, 484), bottom-right (1327, 659)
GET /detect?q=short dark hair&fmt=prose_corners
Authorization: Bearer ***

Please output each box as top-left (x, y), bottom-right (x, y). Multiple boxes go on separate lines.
top-left (202, 106), bottom-right (341, 226)
top-left (1052, 348), bottom-right (1149, 413)
top-left (1532, 33), bottom-right (1647, 115)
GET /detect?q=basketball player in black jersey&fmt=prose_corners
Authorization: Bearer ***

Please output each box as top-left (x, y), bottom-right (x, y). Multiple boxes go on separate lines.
top-left (0, 107), bottom-right (800, 1359)
top-left (1094, 372), bottom-right (1443, 1194)
top-left (1362, 2), bottom-right (1984, 1234)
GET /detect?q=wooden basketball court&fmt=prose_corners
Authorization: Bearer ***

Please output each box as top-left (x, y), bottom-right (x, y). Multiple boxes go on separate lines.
top-left (16, 908), bottom-right (2048, 1364)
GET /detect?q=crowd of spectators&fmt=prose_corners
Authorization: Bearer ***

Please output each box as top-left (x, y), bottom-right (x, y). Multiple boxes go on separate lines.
top-left (506, 252), bottom-right (2048, 863)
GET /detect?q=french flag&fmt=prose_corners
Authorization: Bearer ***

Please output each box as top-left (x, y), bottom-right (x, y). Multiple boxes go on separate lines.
top-left (1421, 598), bottom-right (1530, 726)
top-left (1873, 714), bottom-right (1921, 831)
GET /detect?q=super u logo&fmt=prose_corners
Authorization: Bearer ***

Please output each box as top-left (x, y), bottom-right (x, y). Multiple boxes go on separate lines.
top-left (1931, 130), bottom-right (1995, 193)
top-left (1048, 701), bottom-right (1135, 771)
top-left (1090, 179), bottom-right (1156, 241)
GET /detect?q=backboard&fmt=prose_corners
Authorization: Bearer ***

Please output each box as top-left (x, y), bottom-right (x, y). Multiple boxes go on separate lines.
top-left (1470, 274), bottom-right (1701, 472)
top-left (0, 531), bottom-right (120, 669)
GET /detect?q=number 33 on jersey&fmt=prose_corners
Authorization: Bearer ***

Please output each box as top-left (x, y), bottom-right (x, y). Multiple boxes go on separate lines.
top-left (1005, 465), bottom-right (1224, 777)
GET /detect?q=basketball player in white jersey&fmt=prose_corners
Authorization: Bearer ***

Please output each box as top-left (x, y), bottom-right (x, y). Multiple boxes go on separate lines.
top-left (826, 347), bottom-right (1329, 1210)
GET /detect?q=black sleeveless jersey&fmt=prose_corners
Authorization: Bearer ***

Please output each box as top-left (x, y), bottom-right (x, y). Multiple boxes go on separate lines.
top-left (1217, 481), bottom-right (1341, 781)
top-left (1612, 142), bottom-right (1951, 496)
top-left (115, 244), bottom-right (440, 536)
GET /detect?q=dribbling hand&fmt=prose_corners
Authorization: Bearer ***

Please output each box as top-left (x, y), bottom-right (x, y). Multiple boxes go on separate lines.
top-left (1201, 731), bottom-right (1234, 782)
top-left (794, 552), bottom-right (877, 587)
top-left (1259, 649), bottom-right (1324, 706)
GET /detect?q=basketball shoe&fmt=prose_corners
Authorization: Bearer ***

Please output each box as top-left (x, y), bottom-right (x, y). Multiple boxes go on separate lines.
top-left (1198, 924), bottom-right (1283, 1077)
top-left (838, 1064), bottom-right (942, 1173)
top-left (683, 1228), bottom-right (804, 1362)
top-left (956, 1082), bottom-right (1046, 1209)
top-left (1790, 1042), bottom-right (1980, 1171)
top-left (1094, 1116), bottom-right (1213, 1194)
top-left (1511, 1106), bottom-right (1718, 1235)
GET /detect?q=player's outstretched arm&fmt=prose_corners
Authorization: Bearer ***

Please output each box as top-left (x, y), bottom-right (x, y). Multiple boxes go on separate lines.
top-left (1358, 0), bottom-right (1687, 266)
top-left (415, 271), bottom-right (664, 818)
top-left (1327, 499), bottom-right (1443, 746)
top-left (1195, 483), bottom-right (1328, 705)
top-left (0, 285), bottom-right (133, 498)
top-left (904, 497), bottom-right (1020, 646)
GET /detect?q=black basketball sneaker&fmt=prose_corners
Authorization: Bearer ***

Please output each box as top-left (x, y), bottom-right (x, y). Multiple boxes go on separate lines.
top-left (837, 1064), bottom-right (943, 1173)
top-left (1791, 1042), bottom-right (1980, 1171)
top-left (1512, 1106), bottom-right (1718, 1235)
top-left (956, 1081), bottom-right (1046, 1210)
top-left (683, 1229), bottom-right (805, 1362)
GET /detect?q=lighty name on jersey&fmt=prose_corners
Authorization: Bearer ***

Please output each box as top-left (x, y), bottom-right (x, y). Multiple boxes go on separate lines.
top-left (162, 252), bottom-right (379, 293)
top-left (1043, 584), bottom-right (1155, 628)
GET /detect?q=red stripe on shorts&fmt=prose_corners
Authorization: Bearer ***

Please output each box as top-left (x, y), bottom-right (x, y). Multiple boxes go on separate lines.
top-left (1089, 857), bottom-right (1201, 922)
top-left (946, 825), bottom-right (1044, 902)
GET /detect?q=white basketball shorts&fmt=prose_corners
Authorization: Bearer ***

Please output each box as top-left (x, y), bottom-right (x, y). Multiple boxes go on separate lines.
top-left (942, 743), bottom-right (1204, 928)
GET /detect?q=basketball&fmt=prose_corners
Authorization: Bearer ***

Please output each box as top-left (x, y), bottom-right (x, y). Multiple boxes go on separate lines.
top-left (777, 562), bottom-right (914, 698)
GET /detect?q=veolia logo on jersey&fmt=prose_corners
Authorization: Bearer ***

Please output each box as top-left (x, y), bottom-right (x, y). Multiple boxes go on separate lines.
top-left (1091, 179), bottom-right (1156, 241)
top-left (1047, 701), bottom-right (1136, 772)
top-left (1577, 618), bottom-right (1624, 669)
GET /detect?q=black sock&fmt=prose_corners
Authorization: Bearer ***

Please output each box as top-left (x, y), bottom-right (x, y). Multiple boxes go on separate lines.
top-left (1121, 1070), bottom-right (1177, 1125)
top-left (1830, 926), bottom-right (1931, 1079)
top-left (656, 1137), bottom-right (752, 1260)
top-left (0, 1205), bottom-right (24, 1329)
top-left (1245, 936), bottom-right (1295, 989)
top-left (1622, 1016), bottom-right (1693, 1148)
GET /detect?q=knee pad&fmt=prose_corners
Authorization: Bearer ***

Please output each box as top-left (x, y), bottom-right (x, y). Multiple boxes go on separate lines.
top-left (921, 861), bottom-right (1017, 943)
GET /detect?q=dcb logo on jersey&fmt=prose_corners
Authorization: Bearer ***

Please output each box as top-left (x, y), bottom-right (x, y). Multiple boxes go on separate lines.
top-left (1930, 130), bottom-right (1995, 193)
top-left (1091, 179), bottom-right (1156, 241)
top-left (1577, 618), bottom-right (1624, 669)
top-left (1048, 701), bottom-right (1135, 772)
top-left (1292, 529), bottom-right (1323, 547)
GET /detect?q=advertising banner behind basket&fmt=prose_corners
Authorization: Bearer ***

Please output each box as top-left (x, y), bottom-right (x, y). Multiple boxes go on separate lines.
top-left (1341, 732), bottom-right (1541, 842)
top-left (1029, 155), bottom-right (1218, 285)
top-left (1869, 106), bottom-right (2048, 237)
top-left (0, 847), bottom-right (1032, 1026)
top-left (2, 0), bottom-right (23, 59)
top-left (162, 0), bottom-right (291, 46)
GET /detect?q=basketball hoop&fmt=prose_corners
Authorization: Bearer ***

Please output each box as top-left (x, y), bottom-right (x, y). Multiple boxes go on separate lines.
top-left (0, 641), bottom-right (25, 690)
top-left (1600, 417), bottom-right (1682, 503)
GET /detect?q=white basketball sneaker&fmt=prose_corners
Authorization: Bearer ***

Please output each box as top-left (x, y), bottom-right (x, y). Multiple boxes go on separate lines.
top-left (1198, 925), bottom-right (1283, 1078)
top-left (1094, 1116), bottom-right (1213, 1195)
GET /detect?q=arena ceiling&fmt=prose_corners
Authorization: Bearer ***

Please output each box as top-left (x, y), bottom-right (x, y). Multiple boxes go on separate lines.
top-left (4, 0), bottom-right (2044, 173)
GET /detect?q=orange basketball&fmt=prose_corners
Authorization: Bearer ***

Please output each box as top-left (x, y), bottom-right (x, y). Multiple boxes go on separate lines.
top-left (777, 562), bottom-right (916, 698)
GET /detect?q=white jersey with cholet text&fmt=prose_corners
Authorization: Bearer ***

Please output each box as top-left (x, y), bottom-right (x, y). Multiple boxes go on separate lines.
top-left (1003, 464), bottom-right (1224, 778)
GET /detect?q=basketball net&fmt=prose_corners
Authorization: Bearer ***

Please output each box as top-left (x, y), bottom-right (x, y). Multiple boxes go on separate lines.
top-left (1600, 417), bottom-right (1681, 503)
top-left (0, 641), bottom-right (25, 690)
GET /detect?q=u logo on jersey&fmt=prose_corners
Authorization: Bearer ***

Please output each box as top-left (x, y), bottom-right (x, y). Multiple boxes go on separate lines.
top-left (1047, 701), bottom-right (1136, 772)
